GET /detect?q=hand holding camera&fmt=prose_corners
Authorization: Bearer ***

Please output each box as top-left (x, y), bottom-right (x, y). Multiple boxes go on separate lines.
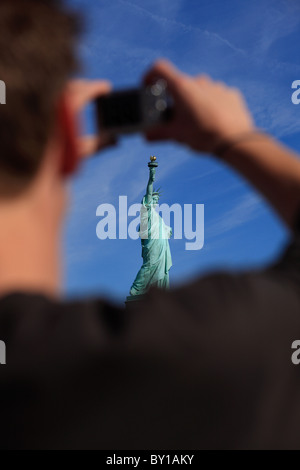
top-left (69, 59), bottom-right (255, 162)
top-left (144, 60), bottom-right (255, 154)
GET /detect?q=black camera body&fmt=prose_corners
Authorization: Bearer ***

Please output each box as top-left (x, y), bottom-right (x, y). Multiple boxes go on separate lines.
top-left (96, 80), bottom-right (173, 135)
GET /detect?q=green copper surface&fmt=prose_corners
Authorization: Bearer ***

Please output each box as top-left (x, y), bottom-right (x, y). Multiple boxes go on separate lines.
top-left (127, 157), bottom-right (172, 301)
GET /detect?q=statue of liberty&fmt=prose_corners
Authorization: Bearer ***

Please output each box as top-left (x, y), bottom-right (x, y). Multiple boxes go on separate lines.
top-left (127, 156), bottom-right (172, 301)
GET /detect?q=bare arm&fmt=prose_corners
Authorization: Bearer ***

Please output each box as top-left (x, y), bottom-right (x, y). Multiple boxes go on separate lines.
top-left (144, 60), bottom-right (300, 230)
top-left (222, 136), bottom-right (300, 228)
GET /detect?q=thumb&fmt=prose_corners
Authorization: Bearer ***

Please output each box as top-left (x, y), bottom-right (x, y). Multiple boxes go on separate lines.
top-left (78, 133), bottom-right (117, 158)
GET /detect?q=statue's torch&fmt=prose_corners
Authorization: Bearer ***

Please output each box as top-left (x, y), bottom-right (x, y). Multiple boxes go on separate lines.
top-left (148, 155), bottom-right (158, 169)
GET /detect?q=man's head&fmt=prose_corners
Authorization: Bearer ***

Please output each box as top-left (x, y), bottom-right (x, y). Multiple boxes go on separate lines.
top-left (0, 1), bottom-right (113, 296)
top-left (0, 0), bottom-right (79, 196)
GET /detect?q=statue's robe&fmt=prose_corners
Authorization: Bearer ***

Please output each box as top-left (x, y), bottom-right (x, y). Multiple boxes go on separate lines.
top-left (130, 196), bottom-right (172, 296)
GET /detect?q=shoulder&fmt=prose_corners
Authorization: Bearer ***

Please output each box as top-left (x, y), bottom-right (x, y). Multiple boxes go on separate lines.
top-left (0, 292), bottom-right (126, 359)
top-left (130, 267), bottom-right (300, 358)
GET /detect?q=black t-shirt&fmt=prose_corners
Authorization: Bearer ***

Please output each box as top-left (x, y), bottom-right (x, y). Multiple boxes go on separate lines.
top-left (1, 231), bottom-right (300, 450)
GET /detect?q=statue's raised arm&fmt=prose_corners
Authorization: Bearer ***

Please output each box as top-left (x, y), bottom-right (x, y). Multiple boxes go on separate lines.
top-left (145, 159), bottom-right (157, 204)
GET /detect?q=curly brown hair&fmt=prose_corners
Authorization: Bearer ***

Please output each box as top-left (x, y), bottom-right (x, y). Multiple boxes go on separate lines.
top-left (0, 0), bottom-right (79, 196)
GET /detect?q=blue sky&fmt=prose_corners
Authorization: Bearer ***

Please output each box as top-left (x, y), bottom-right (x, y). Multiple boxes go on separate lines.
top-left (63, 0), bottom-right (300, 303)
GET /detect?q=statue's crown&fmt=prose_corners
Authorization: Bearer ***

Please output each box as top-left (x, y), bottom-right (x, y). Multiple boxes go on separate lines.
top-left (153, 187), bottom-right (162, 198)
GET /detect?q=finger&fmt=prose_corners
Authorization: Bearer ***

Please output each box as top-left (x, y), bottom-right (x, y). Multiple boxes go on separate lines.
top-left (195, 74), bottom-right (212, 85)
top-left (214, 80), bottom-right (226, 89)
top-left (68, 79), bottom-right (112, 100)
top-left (68, 80), bottom-right (112, 111)
top-left (143, 59), bottom-right (185, 97)
top-left (78, 133), bottom-right (117, 158)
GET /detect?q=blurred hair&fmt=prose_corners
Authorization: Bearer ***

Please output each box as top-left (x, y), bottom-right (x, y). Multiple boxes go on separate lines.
top-left (0, 0), bottom-right (79, 196)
